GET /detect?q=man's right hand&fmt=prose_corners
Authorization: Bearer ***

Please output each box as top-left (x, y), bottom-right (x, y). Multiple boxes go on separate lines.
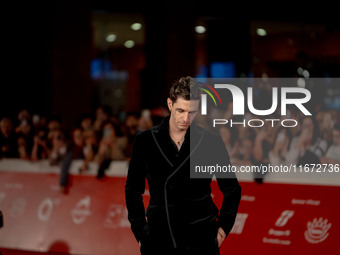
top-left (216, 227), bottom-right (226, 248)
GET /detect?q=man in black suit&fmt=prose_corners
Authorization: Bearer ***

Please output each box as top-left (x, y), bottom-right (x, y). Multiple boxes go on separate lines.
top-left (125, 76), bottom-right (241, 255)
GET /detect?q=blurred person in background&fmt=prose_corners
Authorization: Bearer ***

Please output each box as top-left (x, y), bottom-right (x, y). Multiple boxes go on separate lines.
top-left (280, 107), bottom-right (301, 138)
top-left (14, 116), bottom-right (34, 157)
top-left (321, 121), bottom-right (340, 164)
top-left (59, 128), bottom-right (85, 193)
top-left (31, 113), bottom-right (42, 131)
top-left (17, 109), bottom-right (31, 125)
top-left (274, 116), bottom-right (328, 166)
top-left (218, 125), bottom-right (239, 165)
top-left (318, 110), bottom-right (337, 146)
top-left (122, 112), bottom-right (140, 158)
top-left (31, 127), bottom-right (50, 161)
top-left (31, 113), bottom-right (48, 136)
top-left (233, 136), bottom-right (254, 167)
top-left (78, 113), bottom-right (94, 132)
top-left (49, 129), bottom-right (67, 166)
top-left (47, 115), bottom-right (63, 141)
top-left (235, 111), bottom-right (255, 142)
top-left (16, 132), bottom-right (30, 160)
top-left (78, 113), bottom-right (97, 170)
top-left (15, 109), bottom-right (33, 143)
top-left (95, 121), bottom-right (128, 178)
top-left (252, 122), bottom-right (275, 183)
top-left (137, 109), bottom-right (154, 132)
top-left (269, 126), bottom-right (293, 166)
top-left (253, 123), bottom-right (274, 164)
top-left (0, 117), bottom-right (18, 158)
top-left (93, 105), bottom-right (111, 134)
top-left (81, 127), bottom-right (98, 172)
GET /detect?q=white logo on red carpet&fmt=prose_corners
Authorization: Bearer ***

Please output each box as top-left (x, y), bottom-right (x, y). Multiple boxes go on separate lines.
top-left (104, 204), bottom-right (130, 229)
top-left (304, 217), bottom-right (331, 244)
top-left (71, 196), bottom-right (91, 225)
top-left (37, 198), bottom-right (61, 222)
top-left (230, 213), bottom-right (248, 234)
top-left (262, 210), bottom-right (294, 245)
top-left (10, 197), bottom-right (26, 218)
top-left (275, 210), bottom-right (294, 227)
top-left (268, 229), bottom-right (290, 237)
top-left (37, 198), bottom-right (53, 221)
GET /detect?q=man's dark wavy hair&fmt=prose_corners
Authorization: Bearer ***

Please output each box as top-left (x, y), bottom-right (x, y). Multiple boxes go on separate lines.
top-left (169, 76), bottom-right (202, 103)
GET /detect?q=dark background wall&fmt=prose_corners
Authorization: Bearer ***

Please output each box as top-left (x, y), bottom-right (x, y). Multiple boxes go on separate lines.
top-left (2, 0), bottom-right (340, 130)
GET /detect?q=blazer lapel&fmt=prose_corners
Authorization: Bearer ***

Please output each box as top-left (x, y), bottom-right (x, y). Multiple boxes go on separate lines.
top-left (151, 116), bottom-right (174, 167)
top-left (151, 116), bottom-right (205, 170)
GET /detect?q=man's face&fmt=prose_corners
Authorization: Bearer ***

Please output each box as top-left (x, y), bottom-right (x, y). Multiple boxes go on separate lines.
top-left (167, 97), bottom-right (200, 131)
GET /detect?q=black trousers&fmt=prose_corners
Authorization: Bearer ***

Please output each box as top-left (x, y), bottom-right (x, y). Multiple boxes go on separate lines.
top-left (140, 244), bottom-right (220, 255)
top-left (139, 231), bottom-right (220, 255)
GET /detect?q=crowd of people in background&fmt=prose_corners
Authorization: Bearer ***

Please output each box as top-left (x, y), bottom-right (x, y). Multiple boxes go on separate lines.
top-left (195, 101), bottom-right (340, 183)
top-left (1, 100), bottom-right (340, 192)
top-left (0, 106), bottom-right (165, 193)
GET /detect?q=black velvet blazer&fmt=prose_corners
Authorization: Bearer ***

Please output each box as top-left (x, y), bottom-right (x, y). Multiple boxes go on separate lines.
top-left (125, 115), bottom-right (241, 249)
